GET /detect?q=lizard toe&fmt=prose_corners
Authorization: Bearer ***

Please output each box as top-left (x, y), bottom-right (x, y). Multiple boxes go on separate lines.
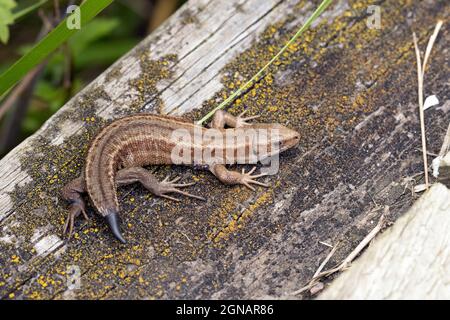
top-left (63, 202), bottom-right (87, 240)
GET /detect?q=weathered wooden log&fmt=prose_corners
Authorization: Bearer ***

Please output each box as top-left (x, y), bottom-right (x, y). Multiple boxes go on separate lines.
top-left (0, 0), bottom-right (448, 299)
top-left (319, 182), bottom-right (450, 299)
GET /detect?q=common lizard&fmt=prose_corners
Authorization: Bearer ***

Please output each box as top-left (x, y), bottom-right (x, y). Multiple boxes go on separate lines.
top-left (62, 110), bottom-right (300, 243)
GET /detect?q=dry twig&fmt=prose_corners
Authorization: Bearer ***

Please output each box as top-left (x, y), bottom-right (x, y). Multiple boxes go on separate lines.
top-left (412, 20), bottom-right (444, 190)
top-left (290, 213), bottom-right (386, 296)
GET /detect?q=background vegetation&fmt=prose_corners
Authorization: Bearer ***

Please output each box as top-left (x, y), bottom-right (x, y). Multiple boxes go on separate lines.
top-left (0, 0), bottom-right (183, 156)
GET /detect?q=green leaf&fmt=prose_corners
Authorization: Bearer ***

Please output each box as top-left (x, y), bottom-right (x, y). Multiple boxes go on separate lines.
top-left (0, 0), bottom-right (114, 97)
top-left (0, 0), bottom-right (17, 10)
top-left (0, 23), bottom-right (9, 43)
top-left (12, 0), bottom-right (48, 20)
top-left (0, 7), bottom-right (14, 24)
top-left (45, 51), bottom-right (65, 83)
top-left (0, 0), bottom-right (16, 44)
top-left (68, 18), bottom-right (120, 57)
top-left (23, 115), bottom-right (42, 133)
top-left (73, 38), bottom-right (138, 69)
top-left (16, 43), bottom-right (34, 56)
top-left (34, 79), bottom-right (66, 111)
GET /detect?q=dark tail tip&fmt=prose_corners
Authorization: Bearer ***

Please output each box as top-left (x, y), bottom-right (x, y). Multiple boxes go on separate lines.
top-left (105, 211), bottom-right (127, 244)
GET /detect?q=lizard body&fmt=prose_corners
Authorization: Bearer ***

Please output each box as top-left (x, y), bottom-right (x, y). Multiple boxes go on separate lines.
top-left (62, 110), bottom-right (300, 243)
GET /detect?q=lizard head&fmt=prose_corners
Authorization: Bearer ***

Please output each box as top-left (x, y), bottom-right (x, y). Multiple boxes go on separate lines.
top-left (250, 123), bottom-right (300, 159)
top-left (274, 124), bottom-right (300, 153)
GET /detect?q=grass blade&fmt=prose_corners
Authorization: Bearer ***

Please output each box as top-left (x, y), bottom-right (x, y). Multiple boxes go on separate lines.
top-left (197, 0), bottom-right (333, 125)
top-left (12, 0), bottom-right (48, 20)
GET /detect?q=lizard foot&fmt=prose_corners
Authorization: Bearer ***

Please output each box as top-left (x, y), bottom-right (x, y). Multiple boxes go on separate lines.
top-left (239, 167), bottom-right (269, 191)
top-left (236, 110), bottom-right (260, 127)
top-left (63, 201), bottom-right (89, 240)
top-left (156, 175), bottom-right (206, 202)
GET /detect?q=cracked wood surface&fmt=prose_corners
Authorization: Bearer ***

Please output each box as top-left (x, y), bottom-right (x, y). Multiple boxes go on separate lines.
top-left (0, 0), bottom-right (449, 299)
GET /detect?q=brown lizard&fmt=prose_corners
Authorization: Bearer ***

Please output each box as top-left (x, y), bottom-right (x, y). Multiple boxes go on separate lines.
top-left (62, 110), bottom-right (300, 243)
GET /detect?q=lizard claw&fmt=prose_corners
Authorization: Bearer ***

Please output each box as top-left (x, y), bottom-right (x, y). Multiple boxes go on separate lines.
top-left (157, 176), bottom-right (206, 201)
top-left (162, 175), bottom-right (181, 184)
top-left (63, 201), bottom-right (88, 240)
top-left (239, 167), bottom-right (269, 191)
top-left (236, 110), bottom-right (260, 127)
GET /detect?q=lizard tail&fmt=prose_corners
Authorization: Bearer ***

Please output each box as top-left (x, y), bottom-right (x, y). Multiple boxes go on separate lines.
top-left (105, 210), bottom-right (127, 244)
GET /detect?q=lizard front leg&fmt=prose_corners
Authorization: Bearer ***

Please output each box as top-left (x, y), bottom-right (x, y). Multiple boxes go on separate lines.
top-left (209, 110), bottom-right (268, 191)
top-left (209, 164), bottom-right (268, 191)
top-left (210, 109), bottom-right (259, 129)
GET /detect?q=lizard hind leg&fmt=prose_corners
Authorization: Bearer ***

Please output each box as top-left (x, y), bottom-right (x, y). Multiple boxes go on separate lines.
top-left (101, 167), bottom-right (205, 245)
top-left (61, 176), bottom-right (89, 240)
top-left (116, 167), bottom-right (206, 202)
